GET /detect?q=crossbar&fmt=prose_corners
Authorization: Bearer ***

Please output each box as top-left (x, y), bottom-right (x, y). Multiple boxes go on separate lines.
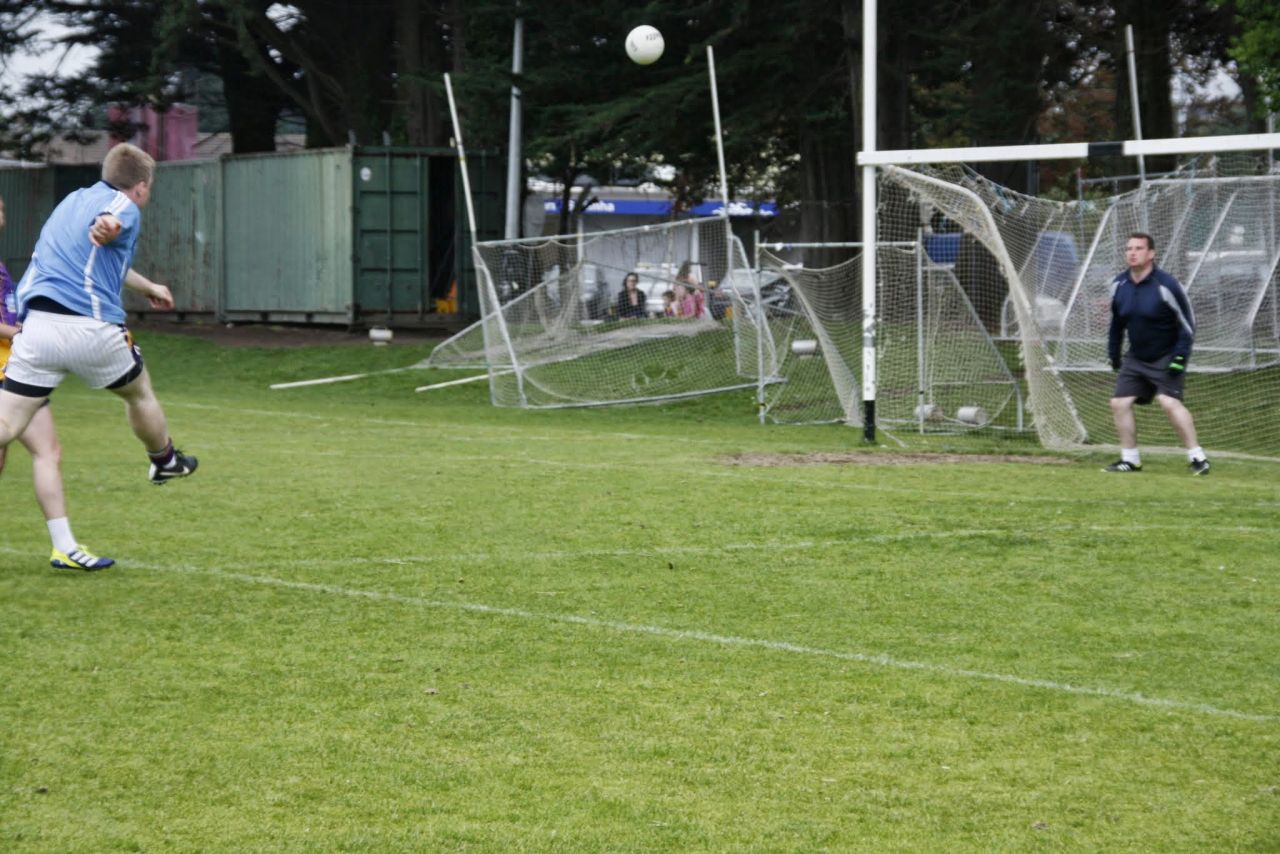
top-left (858, 133), bottom-right (1280, 167)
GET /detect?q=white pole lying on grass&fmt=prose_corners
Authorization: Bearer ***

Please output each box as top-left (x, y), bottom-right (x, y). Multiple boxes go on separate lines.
top-left (415, 369), bottom-right (513, 393)
top-left (269, 366), bottom-right (421, 390)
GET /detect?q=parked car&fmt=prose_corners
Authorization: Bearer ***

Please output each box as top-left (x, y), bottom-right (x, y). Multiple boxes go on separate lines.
top-left (709, 269), bottom-right (794, 319)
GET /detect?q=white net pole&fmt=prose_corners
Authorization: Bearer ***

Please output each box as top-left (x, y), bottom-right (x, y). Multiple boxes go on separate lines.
top-left (443, 73), bottom-right (477, 240)
top-left (445, 71), bottom-right (526, 403)
top-left (706, 45), bottom-right (751, 420)
top-left (860, 0), bottom-right (879, 440)
top-left (1124, 25), bottom-right (1147, 187)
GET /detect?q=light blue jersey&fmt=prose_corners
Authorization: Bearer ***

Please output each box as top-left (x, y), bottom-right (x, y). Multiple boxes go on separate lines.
top-left (16, 181), bottom-right (141, 324)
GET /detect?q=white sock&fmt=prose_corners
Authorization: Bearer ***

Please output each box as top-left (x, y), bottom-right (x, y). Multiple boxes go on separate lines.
top-left (1121, 448), bottom-right (1141, 465)
top-left (47, 517), bottom-right (76, 553)
top-left (1188, 446), bottom-right (1206, 462)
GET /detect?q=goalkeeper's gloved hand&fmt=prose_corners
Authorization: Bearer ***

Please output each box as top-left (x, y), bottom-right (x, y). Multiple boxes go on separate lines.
top-left (1110, 357), bottom-right (1121, 372)
top-left (1168, 354), bottom-right (1187, 375)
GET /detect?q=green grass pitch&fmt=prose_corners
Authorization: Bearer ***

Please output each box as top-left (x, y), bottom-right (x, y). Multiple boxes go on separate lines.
top-left (1, 331), bottom-right (1277, 850)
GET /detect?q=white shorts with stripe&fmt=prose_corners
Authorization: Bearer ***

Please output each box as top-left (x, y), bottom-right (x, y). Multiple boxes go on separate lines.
top-left (4, 310), bottom-right (142, 391)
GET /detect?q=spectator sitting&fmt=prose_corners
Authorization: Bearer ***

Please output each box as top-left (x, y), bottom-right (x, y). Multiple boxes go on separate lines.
top-left (662, 289), bottom-right (677, 317)
top-left (675, 260), bottom-right (705, 318)
top-left (674, 281), bottom-right (701, 318)
top-left (616, 272), bottom-right (647, 319)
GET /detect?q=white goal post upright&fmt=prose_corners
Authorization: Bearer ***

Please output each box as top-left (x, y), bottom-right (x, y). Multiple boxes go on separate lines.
top-left (860, 0), bottom-right (878, 442)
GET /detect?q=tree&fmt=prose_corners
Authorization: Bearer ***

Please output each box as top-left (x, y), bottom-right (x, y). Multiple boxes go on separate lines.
top-left (0, 0), bottom-right (294, 157)
top-left (1224, 0), bottom-right (1280, 116)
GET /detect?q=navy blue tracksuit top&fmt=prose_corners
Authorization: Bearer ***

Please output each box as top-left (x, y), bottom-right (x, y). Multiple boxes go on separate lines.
top-left (1107, 265), bottom-right (1195, 366)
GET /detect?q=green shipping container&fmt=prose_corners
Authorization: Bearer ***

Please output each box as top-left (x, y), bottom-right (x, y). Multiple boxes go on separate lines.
top-left (352, 147), bottom-right (503, 321)
top-left (128, 160), bottom-right (222, 317)
top-left (220, 146), bottom-right (502, 325)
top-left (0, 164), bottom-right (98, 283)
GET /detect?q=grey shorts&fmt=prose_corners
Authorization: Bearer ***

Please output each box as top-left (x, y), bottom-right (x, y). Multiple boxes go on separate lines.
top-left (1113, 352), bottom-right (1184, 405)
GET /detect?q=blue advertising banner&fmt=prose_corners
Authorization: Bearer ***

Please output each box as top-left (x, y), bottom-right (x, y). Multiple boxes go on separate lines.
top-left (542, 198), bottom-right (777, 217)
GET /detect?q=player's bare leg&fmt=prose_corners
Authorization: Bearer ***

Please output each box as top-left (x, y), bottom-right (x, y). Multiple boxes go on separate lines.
top-left (1156, 393), bottom-right (1200, 450)
top-left (1103, 395), bottom-right (1144, 472)
top-left (1109, 395), bottom-right (1139, 449)
top-left (17, 405), bottom-right (66, 519)
top-left (1158, 393), bottom-right (1209, 475)
top-left (0, 404), bottom-right (114, 570)
top-left (109, 366), bottom-right (169, 451)
top-left (108, 366), bottom-right (198, 484)
top-left (0, 389), bottom-right (46, 451)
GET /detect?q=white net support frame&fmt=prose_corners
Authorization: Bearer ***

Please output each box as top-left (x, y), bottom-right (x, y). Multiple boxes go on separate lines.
top-left (428, 216), bottom-right (778, 410)
top-left (757, 241), bottom-right (1026, 434)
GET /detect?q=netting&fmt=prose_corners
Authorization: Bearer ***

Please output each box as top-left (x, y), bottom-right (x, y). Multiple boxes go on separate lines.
top-left (879, 157), bottom-right (1280, 460)
top-left (426, 217), bottom-right (768, 408)
top-left (756, 252), bottom-right (863, 425)
top-left (758, 245), bottom-right (1024, 432)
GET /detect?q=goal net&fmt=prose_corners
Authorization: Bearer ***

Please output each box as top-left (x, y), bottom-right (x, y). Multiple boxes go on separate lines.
top-left (758, 244), bottom-right (1024, 433)
top-left (426, 216), bottom-right (771, 408)
top-left (878, 157), bottom-right (1280, 460)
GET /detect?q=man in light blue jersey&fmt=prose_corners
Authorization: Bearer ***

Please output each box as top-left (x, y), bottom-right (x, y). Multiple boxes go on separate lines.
top-left (0, 143), bottom-right (197, 518)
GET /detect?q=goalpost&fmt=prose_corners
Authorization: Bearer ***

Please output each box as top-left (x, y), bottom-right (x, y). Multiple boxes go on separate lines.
top-left (860, 0), bottom-right (1280, 460)
top-left (859, 140), bottom-right (1280, 461)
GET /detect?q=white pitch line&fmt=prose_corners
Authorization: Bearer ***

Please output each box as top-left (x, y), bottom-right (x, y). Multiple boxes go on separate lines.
top-left (2, 543), bottom-right (1273, 721)
top-left (128, 560), bottom-right (1277, 724)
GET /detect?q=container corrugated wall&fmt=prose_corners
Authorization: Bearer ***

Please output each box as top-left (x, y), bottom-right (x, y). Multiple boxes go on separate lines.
top-left (350, 147), bottom-right (502, 322)
top-left (222, 148), bottom-right (354, 323)
top-left (0, 168), bottom-right (52, 282)
top-left (0, 165), bottom-right (96, 282)
top-left (354, 150), bottom-right (428, 320)
top-left (128, 160), bottom-right (222, 316)
top-left (458, 150), bottom-right (505, 317)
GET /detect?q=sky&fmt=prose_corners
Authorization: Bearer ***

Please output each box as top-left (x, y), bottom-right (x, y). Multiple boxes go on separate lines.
top-left (0, 14), bottom-right (96, 93)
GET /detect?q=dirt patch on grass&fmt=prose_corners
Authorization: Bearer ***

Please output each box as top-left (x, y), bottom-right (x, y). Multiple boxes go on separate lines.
top-left (723, 451), bottom-right (1073, 467)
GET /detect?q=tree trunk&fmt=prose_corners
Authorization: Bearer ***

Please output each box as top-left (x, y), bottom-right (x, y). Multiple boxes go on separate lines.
top-left (396, 0), bottom-right (430, 146)
top-left (798, 134), bottom-right (857, 267)
top-left (213, 8), bottom-right (282, 153)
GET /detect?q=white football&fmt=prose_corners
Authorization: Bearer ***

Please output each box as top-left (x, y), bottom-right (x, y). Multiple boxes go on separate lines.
top-left (625, 25), bottom-right (664, 65)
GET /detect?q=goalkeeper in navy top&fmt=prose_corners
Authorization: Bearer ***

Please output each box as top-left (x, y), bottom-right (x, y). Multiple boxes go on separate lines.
top-left (0, 143), bottom-right (197, 535)
top-left (1104, 232), bottom-right (1209, 475)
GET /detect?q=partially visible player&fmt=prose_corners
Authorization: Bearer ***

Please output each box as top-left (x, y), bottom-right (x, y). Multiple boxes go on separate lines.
top-left (0, 194), bottom-right (113, 569)
top-left (0, 143), bottom-right (197, 527)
